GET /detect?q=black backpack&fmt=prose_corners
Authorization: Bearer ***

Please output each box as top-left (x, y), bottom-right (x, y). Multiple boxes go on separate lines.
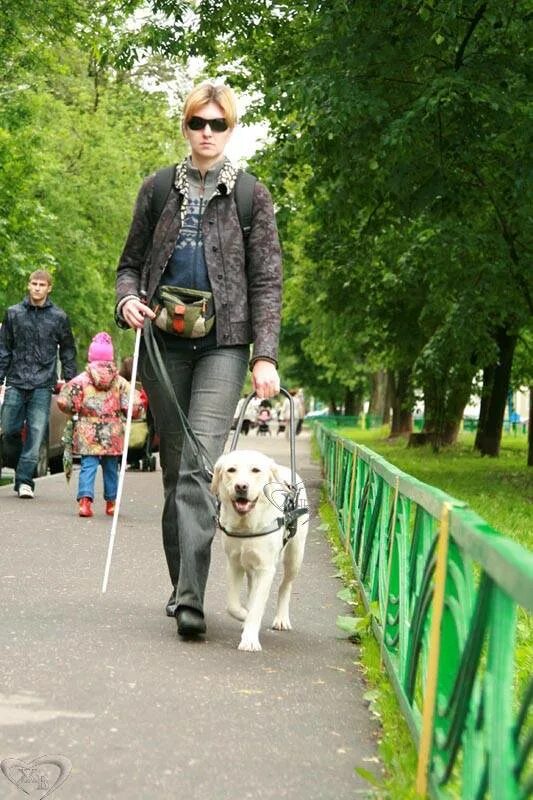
top-left (150, 164), bottom-right (257, 239)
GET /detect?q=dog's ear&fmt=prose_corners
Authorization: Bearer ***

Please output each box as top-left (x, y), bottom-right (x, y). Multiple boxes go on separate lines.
top-left (270, 462), bottom-right (289, 489)
top-left (210, 459), bottom-right (224, 496)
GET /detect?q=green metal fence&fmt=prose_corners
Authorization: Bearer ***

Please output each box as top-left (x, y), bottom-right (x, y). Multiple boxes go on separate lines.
top-left (305, 414), bottom-right (384, 429)
top-left (308, 415), bottom-right (528, 435)
top-left (315, 424), bottom-right (533, 800)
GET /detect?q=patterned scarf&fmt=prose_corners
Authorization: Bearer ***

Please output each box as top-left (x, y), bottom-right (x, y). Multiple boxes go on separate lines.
top-left (173, 157), bottom-right (240, 226)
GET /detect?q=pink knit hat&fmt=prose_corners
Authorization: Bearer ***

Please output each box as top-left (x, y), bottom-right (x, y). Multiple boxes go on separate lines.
top-left (88, 332), bottom-right (114, 362)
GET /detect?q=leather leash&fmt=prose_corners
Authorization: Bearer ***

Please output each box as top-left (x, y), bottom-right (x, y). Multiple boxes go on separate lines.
top-left (142, 319), bottom-right (215, 480)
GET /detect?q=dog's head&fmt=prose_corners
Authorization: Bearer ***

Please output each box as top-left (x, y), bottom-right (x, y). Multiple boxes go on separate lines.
top-left (211, 450), bottom-right (286, 517)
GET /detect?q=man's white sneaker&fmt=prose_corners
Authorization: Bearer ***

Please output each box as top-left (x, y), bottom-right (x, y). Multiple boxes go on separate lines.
top-left (18, 484), bottom-right (34, 499)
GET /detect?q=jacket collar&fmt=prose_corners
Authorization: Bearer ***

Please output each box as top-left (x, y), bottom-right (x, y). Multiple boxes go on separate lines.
top-left (174, 156), bottom-right (239, 212)
top-left (23, 296), bottom-right (52, 310)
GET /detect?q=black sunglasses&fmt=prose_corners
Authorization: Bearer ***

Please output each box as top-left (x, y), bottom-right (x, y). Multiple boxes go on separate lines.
top-left (187, 116), bottom-right (229, 132)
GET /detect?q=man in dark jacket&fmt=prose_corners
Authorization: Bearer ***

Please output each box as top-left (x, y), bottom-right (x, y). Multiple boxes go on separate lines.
top-left (0, 270), bottom-right (77, 498)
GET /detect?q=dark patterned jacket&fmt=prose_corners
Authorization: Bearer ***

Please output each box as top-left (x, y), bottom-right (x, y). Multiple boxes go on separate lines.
top-left (0, 297), bottom-right (77, 390)
top-left (115, 159), bottom-right (282, 365)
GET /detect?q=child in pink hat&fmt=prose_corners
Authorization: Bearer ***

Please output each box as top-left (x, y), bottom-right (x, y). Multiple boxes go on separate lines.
top-left (58, 332), bottom-right (145, 517)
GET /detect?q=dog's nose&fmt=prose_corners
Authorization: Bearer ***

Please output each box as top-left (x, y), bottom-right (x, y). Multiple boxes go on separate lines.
top-left (235, 481), bottom-right (249, 495)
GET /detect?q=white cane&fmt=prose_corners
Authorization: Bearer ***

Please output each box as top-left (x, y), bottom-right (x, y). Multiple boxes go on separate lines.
top-left (101, 325), bottom-right (142, 593)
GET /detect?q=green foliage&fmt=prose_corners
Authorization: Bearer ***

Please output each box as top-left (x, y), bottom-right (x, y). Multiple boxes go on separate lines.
top-left (2, 1), bottom-right (530, 452)
top-left (134, 0), bottom-right (532, 439)
top-left (336, 613), bottom-right (369, 640)
top-left (0, 6), bottom-right (185, 360)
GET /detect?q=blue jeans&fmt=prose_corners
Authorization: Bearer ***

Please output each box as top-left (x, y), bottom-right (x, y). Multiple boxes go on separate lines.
top-left (77, 455), bottom-right (119, 501)
top-left (1, 386), bottom-right (51, 491)
top-left (140, 341), bottom-right (249, 614)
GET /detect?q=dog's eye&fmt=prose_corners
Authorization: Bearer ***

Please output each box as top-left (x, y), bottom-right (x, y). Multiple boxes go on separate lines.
top-left (227, 467), bottom-right (236, 473)
top-left (251, 467), bottom-right (262, 474)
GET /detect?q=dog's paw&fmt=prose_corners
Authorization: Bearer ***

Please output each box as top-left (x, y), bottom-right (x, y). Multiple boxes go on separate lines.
top-left (227, 604), bottom-right (248, 622)
top-left (272, 615), bottom-right (292, 631)
top-left (238, 632), bottom-right (262, 652)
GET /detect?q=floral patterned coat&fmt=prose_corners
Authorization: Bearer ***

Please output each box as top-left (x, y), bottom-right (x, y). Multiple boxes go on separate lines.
top-left (57, 362), bottom-right (145, 456)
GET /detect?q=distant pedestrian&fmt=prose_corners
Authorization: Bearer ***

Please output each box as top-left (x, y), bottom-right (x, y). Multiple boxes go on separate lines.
top-left (233, 396), bottom-right (255, 436)
top-left (0, 270), bottom-right (77, 499)
top-left (280, 389), bottom-right (304, 438)
top-left (57, 332), bottom-right (145, 517)
top-left (510, 410), bottom-right (521, 435)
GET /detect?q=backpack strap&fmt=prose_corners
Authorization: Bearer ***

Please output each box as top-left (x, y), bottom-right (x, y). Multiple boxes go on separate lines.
top-left (150, 164), bottom-right (176, 230)
top-left (150, 164), bottom-right (257, 240)
top-left (234, 170), bottom-right (257, 240)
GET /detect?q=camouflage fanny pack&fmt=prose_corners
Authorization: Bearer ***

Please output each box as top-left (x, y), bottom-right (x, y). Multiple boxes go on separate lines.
top-left (152, 285), bottom-right (215, 338)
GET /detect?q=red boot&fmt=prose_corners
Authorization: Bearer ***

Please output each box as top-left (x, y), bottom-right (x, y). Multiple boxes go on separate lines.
top-left (79, 497), bottom-right (93, 517)
top-left (105, 501), bottom-right (116, 516)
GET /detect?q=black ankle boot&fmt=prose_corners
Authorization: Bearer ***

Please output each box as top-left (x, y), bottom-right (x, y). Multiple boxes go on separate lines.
top-left (165, 589), bottom-right (178, 618)
top-left (176, 607), bottom-right (206, 637)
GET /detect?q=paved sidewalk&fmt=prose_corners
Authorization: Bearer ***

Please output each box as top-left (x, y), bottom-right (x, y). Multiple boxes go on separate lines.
top-left (0, 430), bottom-right (380, 799)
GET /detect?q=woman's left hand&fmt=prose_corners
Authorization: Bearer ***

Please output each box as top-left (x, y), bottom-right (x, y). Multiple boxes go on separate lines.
top-left (252, 360), bottom-right (280, 400)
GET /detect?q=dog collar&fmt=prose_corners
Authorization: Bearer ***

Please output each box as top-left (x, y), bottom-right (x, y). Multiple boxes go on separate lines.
top-left (217, 516), bottom-right (286, 539)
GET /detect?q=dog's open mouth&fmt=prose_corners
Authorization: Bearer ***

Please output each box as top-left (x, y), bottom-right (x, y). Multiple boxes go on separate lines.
top-left (232, 497), bottom-right (257, 515)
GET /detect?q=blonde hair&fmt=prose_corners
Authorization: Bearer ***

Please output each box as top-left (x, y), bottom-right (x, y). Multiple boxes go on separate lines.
top-left (29, 269), bottom-right (52, 286)
top-left (181, 82), bottom-right (238, 136)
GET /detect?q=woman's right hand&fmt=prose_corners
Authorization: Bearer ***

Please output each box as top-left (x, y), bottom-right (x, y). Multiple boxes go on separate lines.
top-left (122, 297), bottom-right (156, 330)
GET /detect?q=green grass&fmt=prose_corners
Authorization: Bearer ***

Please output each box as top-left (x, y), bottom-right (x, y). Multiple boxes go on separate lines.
top-left (320, 498), bottom-right (419, 800)
top-left (336, 427), bottom-right (532, 550)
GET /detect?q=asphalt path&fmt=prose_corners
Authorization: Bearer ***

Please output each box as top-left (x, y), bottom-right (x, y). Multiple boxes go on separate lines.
top-left (0, 429), bottom-right (380, 799)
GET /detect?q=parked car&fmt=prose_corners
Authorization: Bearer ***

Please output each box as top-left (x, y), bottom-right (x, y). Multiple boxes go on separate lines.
top-left (0, 382), bottom-right (67, 479)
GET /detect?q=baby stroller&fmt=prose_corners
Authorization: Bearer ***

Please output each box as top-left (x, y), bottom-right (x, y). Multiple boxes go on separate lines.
top-left (127, 387), bottom-right (158, 471)
top-left (127, 409), bottom-right (158, 471)
top-left (120, 358), bottom-right (158, 472)
top-left (256, 405), bottom-right (272, 436)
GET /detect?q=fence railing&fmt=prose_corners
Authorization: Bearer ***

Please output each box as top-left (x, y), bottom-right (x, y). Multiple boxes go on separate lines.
top-left (307, 414), bottom-right (528, 435)
top-left (315, 424), bottom-right (533, 800)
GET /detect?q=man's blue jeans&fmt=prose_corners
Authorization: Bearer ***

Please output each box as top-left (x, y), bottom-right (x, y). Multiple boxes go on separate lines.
top-left (0, 386), bottom-right (51, 491)
top-left (77, 455), bottom-right (119, 501)
top-left (140, 342), bottom-right (249, 614)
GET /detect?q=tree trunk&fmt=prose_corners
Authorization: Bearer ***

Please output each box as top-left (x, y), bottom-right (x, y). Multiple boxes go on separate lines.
top-left (384, 371), bottom-right (394, 424)
top-left (422, 379), bottom-right (441, 433)
top-left (368, 370), bottom-right (390, 422)
top-left (344, 388), bottom-right (362, 417)
top-left (422, 369), bottom-right (473, 448)
top-left (390, 369), bottom-right (413, 436)
top-left (527, 386), bottom-right (533, 467)
top-left (474, 364), bottom-right (496, 450)
top-left (474, 328), bottom-right (517, 456)
top-left (440, 379), bottom-right (472, 445)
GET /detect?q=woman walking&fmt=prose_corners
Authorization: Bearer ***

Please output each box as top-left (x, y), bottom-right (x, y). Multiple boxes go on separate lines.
top-left (115, 82), bottom-right (282, 638)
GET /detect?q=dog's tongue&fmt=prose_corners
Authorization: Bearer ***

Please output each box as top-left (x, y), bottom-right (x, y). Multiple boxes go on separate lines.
top-left (233, 498), bottom-right (253, 515)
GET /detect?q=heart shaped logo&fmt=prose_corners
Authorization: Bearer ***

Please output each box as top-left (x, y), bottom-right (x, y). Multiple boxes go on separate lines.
top-left (264, 481), bottom-right (305, 512)
top-left (0, 755), bottom-right (72, 799)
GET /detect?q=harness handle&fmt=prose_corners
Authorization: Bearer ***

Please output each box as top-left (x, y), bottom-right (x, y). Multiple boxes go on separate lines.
top-left (230, 388), bottom-right (306, 544)
top-left (230, 388), bottom-right (297, 489)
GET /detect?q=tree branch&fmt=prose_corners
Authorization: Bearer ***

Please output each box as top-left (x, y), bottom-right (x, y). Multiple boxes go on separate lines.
top-left (472, 168), bottom-right (533, 315)
top-left (454, 3), bottom-right (488, 70)
top-left (359, 198), bottom-right (386, 237)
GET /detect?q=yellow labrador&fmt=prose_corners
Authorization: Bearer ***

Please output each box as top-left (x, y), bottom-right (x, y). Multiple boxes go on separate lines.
top-left (211, 449), bottom-right (309, 652)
